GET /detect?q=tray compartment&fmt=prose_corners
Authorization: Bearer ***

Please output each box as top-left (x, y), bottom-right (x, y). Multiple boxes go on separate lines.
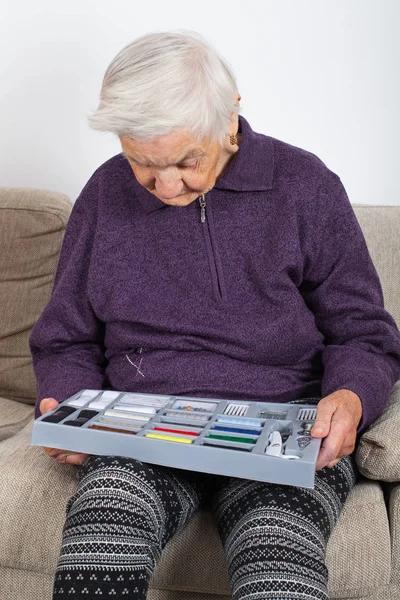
top-left (216, 415), bottom-right (264, 428)
top-left (76, 409), bottom-right (100, 420)
top-left (206, 432), bottom-right (258, 445)
top-left (162, 409), bottom-right (211, 423)
top-left (144, 431), bottom-right (194, 444)
top-left (117, 393), bottom-right (170, 409)
top-left (260, 421), bottom-right (307, 461)
top-left (171, 399), bottom-right (218, 414)
top-left (65, 389), bottom-right (102, 408)
top-left (151, 423), bottom-right (203, 437)
top-left (211, 424), bottom-right (262, 436)
top-left (111, 403), bottom-right (158, 415)
top-left (256, 407), bottom-right (289, 420)
top-left (104, 408), bottom-right (152, 422)
top-left (64, 417), bottom-right (93, 427)
top-left (223, 403), bottom-right (250, 417)
top-left (296, 407), bottom-right (317, 422)
top-left (88, 423), bottom-right (140, 435)
top-left (285, 432), bottom-right (312, 453)
top-left (41, 406), bottom-right (77, 423)
top-left (92, 415), bottom-right (147, 429)
top-left (264, 446), bottom-right (304, 460)
top-left (158, 414), bottom-right (209, 428)
top-left (87, 390), bottom-right (122, 410)
top-left (202, 437), bottom-right (253, 451)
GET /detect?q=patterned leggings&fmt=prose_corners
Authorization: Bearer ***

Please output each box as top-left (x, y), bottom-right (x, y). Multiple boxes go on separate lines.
top-left (52, 453), bottom-right (358, 599)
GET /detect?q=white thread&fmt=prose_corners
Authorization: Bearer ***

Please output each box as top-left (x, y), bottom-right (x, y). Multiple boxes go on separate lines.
top-left (125, 354), bottom-right (145, 377)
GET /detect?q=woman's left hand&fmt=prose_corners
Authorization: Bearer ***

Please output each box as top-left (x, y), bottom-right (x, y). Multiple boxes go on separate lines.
top-left (311, 389), bottom-right (363, 471)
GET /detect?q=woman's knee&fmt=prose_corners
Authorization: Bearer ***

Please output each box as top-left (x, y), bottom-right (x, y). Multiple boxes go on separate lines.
top-left (65, 455), bottom-right (201, 546)
top-left (65, 455), bottom-right (145, 513)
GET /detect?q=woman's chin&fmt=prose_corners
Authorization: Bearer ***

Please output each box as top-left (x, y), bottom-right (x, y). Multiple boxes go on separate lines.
top-left (158, 192), bottom-right (200, 207)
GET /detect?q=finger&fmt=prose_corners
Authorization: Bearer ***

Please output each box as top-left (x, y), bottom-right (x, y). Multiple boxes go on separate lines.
top-left (40, 397), bottom-right (59, 415)
top-left (54, 453), bottom-right (86, 465)
top-left (44, 445), bottom-right (89, 464)
top-left (322, 442), bottom-right (354, 468)
top-left (55, 454), bottom-right (70, 463)
top-left (64, 454), bottom-right (89, 465)
top-left (316, 441), bottom-right (341, 471)
top-left (315, 425), bottom-right (355, 471)
top-left (311, 398), bottom-right (336, 438)
top-left (50, 451), bottom-right (66, 461)
top-left (45, 448), bottom-right (70, 461)
top-left (327, 458), bottom-right (341, 468)
top-left (326, 411), bottom-right (357, 457)
top-left (339, 442), bottom-right (356, 456)
top-left (44, 447), bottom-right (61, 457)
top-left (315, 424), bottom-right (347, 470)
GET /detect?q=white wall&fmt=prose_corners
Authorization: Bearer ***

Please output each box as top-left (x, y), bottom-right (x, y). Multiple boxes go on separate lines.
top-left (1, 0), bottom-right (399, 205)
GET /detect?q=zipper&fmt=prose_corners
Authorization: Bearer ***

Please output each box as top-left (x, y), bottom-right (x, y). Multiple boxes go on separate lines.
top-left (198, 193), bottom-right (226, 301)
top-left (199, 193), bottom-right (206, 223)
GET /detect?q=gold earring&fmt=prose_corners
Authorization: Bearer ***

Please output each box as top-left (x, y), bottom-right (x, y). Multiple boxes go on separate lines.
top-left (229, 134), bottom-right (238, 146)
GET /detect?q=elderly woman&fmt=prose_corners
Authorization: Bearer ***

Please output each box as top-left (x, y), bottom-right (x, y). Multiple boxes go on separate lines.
top-left (30, 31), bottom-right (400, 600)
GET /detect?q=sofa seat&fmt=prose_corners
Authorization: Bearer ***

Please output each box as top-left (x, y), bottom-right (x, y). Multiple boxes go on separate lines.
top-left (0, 418), bottom-right (392, 600)
top-left (0, 396), bottom-right (34, 442)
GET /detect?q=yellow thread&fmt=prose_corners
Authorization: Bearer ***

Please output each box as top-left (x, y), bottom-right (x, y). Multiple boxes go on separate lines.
top-left (145, 433), bottom-right (193, 444)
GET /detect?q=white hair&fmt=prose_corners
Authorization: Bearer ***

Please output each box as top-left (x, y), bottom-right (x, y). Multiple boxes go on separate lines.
top-left (88, 30), bottom-right (240, 146)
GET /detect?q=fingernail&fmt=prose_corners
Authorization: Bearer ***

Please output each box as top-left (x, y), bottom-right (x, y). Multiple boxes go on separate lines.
top-left (312, 427), bottom-right (323, 434)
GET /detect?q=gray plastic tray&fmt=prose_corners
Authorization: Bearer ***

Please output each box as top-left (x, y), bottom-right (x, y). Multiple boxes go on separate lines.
top-left (31, 389), bottom-right (322, 488)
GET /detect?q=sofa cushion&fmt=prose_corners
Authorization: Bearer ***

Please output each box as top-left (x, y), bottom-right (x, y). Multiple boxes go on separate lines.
top-left (352, 205), bottom-right (400, 329)
top-left (356, 380), bottom-right (400, 481)
top-left (0, 188), bottom-right (72, 404)
top-left (352, 206), bottom-right (400, 482)
top-left (0, 421), bottom-right (391, 599)
top-left (0, 396), bottom-right (34, 442)
top-left (389, 483), bottom-right (400, 586)
top-left (325, 480), bottom-right (391, 598)
top-left (0, 420), bottom-right (79, 575)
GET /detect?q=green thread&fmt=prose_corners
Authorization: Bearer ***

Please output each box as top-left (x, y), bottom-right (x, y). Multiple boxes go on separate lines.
top-left (208, 434), bottom-right (256, 444)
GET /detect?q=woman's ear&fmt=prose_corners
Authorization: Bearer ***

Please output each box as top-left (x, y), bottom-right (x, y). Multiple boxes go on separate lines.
top-left (230, 108), bottom-right (240, 133)
top-left (225, 93), bottom-right (241, 145)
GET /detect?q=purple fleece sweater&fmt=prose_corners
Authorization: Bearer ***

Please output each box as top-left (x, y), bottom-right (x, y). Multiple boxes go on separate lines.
top-left (30, 115), bottom-right (400, 433)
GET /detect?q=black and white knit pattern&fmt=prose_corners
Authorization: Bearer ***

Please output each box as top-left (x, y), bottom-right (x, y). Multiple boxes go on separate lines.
top-left (53, 450), bottom-right (357, 599)
top-left (211, 455), bottom-right (356, 599)
top-left (54, 457), bottom-right (205, 597)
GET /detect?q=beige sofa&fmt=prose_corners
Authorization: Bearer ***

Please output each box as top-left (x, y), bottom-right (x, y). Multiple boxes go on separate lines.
top-left (1, 187), bottom-right (400, 600)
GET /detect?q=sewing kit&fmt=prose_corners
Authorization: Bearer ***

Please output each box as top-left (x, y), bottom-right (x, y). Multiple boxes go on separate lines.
top-left (31, 390), bottom-right (322, 488)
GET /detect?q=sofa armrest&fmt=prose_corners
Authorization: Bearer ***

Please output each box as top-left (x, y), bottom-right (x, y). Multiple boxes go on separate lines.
top-left (356, 380), bottom-right (400, 481)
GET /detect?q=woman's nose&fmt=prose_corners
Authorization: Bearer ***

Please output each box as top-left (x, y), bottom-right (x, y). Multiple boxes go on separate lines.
top-left (154, 170), bottom-right (183, 200)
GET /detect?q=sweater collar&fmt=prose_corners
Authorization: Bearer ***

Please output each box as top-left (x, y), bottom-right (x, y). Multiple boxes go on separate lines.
top-left (214, 114), bottom-right (274, 192)
top-left (129, 115), bottom-right (275, 214)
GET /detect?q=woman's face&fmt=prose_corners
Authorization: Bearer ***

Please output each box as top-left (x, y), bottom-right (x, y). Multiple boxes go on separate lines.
top-left (120, 127), bottom-right (236, 207)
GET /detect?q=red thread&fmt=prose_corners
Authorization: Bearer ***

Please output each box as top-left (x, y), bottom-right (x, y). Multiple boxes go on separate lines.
top-left (153, 427), bottom-right (198, 436)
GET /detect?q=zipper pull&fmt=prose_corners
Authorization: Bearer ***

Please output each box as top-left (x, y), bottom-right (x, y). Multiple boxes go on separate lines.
top-left (199, 194), bottom-right (206, 223)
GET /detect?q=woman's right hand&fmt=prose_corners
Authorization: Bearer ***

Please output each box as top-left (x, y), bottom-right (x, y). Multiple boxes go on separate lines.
top-left (40, 398), bottom-right (90, 465)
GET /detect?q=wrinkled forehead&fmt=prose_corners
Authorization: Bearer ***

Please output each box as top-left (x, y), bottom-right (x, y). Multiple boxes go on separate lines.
top-left (119, 129), bottom-right (214, 168)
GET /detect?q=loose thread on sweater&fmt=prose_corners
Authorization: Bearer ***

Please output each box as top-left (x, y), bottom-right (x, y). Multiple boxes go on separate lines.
top-left (125, 354), bottom-right (145, 378)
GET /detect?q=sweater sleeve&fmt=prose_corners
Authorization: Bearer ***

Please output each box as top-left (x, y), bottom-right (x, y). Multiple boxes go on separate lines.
top-left (29, 185), bottom-right (106, 420)
top-left (299, 171), bottom-right (400, 434)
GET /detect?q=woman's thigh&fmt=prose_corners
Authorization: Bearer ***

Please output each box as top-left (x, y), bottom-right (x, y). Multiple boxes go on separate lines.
top-left (53, 454), bottom-right (211, 598)
top-left (210, 454), bottom-right (358, 600)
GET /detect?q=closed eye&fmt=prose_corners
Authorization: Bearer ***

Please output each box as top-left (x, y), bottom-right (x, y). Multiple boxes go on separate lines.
top-left (124, 152), bottom-right (200, 169)
top-left (179, 160), bottom-right (198, 169)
